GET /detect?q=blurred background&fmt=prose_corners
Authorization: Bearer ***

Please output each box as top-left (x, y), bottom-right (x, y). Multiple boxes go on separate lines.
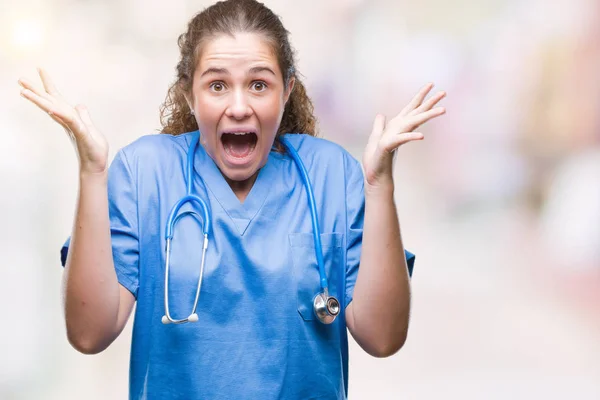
top-left (1, 0), bottom-right (599, 398)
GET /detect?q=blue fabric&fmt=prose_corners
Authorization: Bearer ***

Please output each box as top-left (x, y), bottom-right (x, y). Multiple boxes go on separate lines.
top-left (60, 131), bottom-right (415, 399)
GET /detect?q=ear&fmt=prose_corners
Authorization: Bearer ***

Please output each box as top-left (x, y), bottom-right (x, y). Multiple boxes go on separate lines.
top-left (284, 76), bottom-right (295, 104)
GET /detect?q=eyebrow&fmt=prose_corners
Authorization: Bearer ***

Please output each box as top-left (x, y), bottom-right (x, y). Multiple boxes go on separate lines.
top-left (199, 66), bottom-right (276, 78)
top-left (248, 66), bottom-right (276, 76)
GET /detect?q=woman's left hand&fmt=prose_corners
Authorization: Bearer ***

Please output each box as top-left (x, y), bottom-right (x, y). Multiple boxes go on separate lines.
top-left (362, 83), bottom-right (446, 189)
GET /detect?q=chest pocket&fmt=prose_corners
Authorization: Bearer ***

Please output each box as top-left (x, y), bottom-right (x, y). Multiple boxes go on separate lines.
top-left (289, 232), bottom-right (344, 321)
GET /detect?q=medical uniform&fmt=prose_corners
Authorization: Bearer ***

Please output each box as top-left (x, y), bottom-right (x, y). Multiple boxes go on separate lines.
top-left (60, 131), bottom-right (415, 399)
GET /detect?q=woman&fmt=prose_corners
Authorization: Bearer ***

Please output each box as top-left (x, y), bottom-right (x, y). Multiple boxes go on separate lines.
top-left (18, 0), bottom-right (445, 398)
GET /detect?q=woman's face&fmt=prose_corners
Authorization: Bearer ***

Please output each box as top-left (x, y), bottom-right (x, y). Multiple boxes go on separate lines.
top-left (188, 32), bottom-right (293, 184)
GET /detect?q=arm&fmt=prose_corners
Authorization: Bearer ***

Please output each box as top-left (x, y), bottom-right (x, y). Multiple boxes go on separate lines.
top-left (345, 179), bottom-right (410, 358)
top-left (63, 171), bottom-right (135, 354)
top-left (18, 68), bottom-right (134, 354)
top-left (346, 83), bottom-right (446, 357)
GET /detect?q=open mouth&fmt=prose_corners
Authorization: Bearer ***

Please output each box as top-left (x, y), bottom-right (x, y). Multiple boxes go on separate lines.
top-left (221, 131), bottom-right (258, 160)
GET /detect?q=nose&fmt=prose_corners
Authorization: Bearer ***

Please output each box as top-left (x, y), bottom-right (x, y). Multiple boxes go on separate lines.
top-left (225, 89), bottom-right (252, 120)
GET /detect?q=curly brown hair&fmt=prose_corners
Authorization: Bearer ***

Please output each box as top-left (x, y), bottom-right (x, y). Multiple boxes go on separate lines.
top-left (159, 0), bottom-right (318, 151)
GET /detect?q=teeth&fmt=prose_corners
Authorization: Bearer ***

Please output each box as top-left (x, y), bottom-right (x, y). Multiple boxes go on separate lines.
top-left (224, 132), bottom-right (254, 135)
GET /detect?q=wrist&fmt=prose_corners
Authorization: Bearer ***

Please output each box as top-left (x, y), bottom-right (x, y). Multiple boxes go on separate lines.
top-left (79, 168), bottom-right (108, 185)
top-left (364, 176), bottom-right (394, 197)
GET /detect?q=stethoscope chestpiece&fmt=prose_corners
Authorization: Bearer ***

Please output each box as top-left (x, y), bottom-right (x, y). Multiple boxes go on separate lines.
top-left (313, 292), bottom-right (340, 324)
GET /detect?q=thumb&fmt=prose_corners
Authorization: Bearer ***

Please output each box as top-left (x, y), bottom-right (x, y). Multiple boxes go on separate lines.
top-left (370, 114), bottom-right (386, 140)
top-left (75, 104), bottom-right (101, 141)
top-left (382, 132), bottom-right (424, 152)
top-left (75, 104), bottom-right (93, 128)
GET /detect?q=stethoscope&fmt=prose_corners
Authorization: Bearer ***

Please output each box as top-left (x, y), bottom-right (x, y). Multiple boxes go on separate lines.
top-left (161, 131), bottom-right (340, 325)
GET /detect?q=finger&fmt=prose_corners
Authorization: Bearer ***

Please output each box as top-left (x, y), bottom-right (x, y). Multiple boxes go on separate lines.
top-left (38, 67), bottom-right (61, 96)
top-left (409, 107), bottom-right (446, 128)
top-left (51, 114), bottom-right (68, 127)
top-left (18, 77), bottom-right (53, 102)
top-left (411, 91), bottom-right (446, 115)
top-left (370, 114), bottom-right (386, 139)
top-left (381, 132), bottom-right (424, 152)
top-left (20, 88), bottom-right (58, 115)
top-left (399, 82), bottom-right (434, 116)
top-left (20, 89), bottom-right (74, 133)
top-left (21, 88), bottom-right (77, 128)
top-left (389, 106), bottom-right (445, 133)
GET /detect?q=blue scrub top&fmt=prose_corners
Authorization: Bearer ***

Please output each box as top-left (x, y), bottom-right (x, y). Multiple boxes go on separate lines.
top-left (60, 131), bottom-right (415, 400)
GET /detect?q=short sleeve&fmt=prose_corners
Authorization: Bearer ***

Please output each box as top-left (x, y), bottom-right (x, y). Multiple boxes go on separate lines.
top-left (60, 150), bottom-right (140, 298)
top-left (344, 156), bottom-right (415, 306)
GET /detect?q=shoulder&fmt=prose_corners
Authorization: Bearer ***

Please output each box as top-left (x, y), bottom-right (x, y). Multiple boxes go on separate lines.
top-left (281, 133), bottom-right (345, 156)
top-left (119, 132), bottom-right (191, 161)
top-left (281, 133), bottom-right (363, 177)
top-left (116, 131), bottom-right (194, 170)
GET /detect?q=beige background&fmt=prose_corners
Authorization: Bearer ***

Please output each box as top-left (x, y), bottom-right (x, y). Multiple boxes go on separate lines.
top-left (2, 0), bottom-right (599, 398)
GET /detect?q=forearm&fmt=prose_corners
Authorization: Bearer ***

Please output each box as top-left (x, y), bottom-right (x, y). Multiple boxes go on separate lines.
top-left (63, 171), bottom-right (122, 353)
top-left (349, 179), bottom-right (411, 356)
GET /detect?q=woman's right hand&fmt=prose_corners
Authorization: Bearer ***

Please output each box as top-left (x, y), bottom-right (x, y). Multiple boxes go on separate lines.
top-left (18, 68), bottom-right (109, 175)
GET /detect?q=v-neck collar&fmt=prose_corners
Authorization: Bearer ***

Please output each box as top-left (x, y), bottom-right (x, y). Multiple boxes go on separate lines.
top-left (189, 131), bottom-right (278, 236)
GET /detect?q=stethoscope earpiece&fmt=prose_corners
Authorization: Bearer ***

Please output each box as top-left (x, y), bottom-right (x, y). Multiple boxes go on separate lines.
top-left (162, 313), bottom-right (199, 325)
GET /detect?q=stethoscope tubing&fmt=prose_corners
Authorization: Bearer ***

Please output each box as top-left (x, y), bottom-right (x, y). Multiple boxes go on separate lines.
top-left (279, 136), bottom-right (329, 294)
top-left (162, 132), bottom-right (336, 324)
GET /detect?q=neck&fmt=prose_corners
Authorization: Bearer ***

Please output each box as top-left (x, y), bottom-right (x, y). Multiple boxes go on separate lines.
top-left (224, 171), bottom-right (259, 203)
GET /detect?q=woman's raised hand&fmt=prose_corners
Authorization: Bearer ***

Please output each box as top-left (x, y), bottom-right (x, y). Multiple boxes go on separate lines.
top-left (18, 68), bottom-right (109, 175)
top-left (362, 83), bottom-right (446, 189)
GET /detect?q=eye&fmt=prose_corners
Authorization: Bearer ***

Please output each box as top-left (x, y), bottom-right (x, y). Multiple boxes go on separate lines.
top-left (251, 81), bottom-right (267, 92)
top-left (209, 81), bottom-right (226, 92)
